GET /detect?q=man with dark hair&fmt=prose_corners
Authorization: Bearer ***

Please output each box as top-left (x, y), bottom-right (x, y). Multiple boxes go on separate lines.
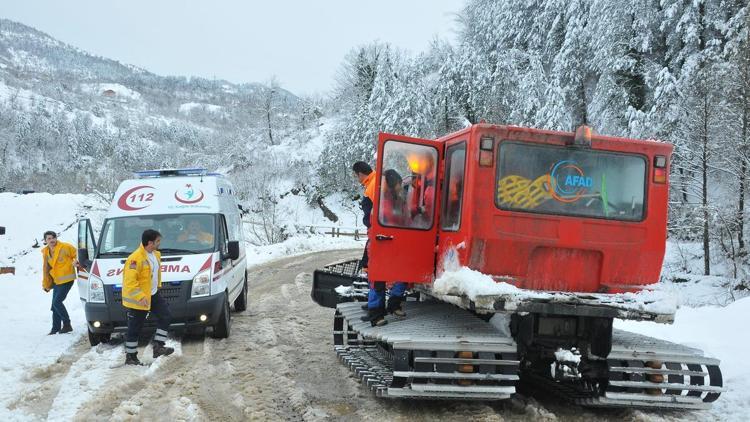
top-left (40, 231), bottom-right (78, 335)
top-left (122, 229), bottom-right (174, 365)
top-left (352, 161), bottom-right (375, 231)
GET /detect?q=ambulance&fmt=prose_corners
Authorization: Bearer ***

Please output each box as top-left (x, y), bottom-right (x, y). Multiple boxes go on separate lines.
top-left (76, 168), bottom-right (247, 346)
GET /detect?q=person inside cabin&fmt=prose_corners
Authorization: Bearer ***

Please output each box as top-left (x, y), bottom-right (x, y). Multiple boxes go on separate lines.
top-left (177, 218), bottom-right (214, 246)
top-left (380, 169), bottom-right (409, 226)
top-left (406, 154), bottom-right (436, 229)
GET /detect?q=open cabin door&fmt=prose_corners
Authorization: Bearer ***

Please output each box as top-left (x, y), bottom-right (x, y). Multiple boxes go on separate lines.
top-left (367, 133), bottom-right (442, 284)
top-left (76, 219), bottom-right (97, 302)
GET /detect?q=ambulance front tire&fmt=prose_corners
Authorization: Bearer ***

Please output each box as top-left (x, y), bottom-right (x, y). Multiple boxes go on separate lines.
top-left (234, 276), bottom-right (248, 312)
top-left (87, 327), bottom-right (111, 346)
top-left (212, 293), bottom-right (231, 339)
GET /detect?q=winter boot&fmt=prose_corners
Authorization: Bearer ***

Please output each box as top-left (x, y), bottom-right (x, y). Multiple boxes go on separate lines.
top-left (125, 352), bottom-right (142, 366)
top-left (47, 328), bottom-right (59, 335)
top-left (360, 308), bottom-right (387, 327)
top-left (152, 341), bottom-right (175, 359)
top-left (387, 296), bottom-right (406, 317)
top-left (59, 321), bottom-right (73, 334)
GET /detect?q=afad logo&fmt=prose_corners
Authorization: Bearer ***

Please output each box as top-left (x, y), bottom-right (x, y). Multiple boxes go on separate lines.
top-left (174, 183), bottom-right (205, 204)
top-left (548, 160), bottom-right (592, 203)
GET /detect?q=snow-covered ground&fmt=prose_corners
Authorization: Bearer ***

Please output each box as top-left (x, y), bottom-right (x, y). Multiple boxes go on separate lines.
top-left (1, 192), bottom-right (748, 420)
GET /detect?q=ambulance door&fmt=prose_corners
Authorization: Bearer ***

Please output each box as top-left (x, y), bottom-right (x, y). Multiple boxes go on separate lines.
top-left (76, 219), bottom-right (97, 302)
top-left (368, 133), bottom-right (442, 284)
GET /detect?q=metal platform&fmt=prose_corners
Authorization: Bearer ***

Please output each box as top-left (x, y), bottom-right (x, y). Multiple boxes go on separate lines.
top-left (419, 284), bottom-right (676, 323)
top-left (334, 301), bottom-right (520, 400)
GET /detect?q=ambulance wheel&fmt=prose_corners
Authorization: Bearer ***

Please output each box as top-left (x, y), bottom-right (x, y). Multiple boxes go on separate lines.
top-left (87, 328), bottom-right (110, 346)
top-left (212, 294), bottom-right (231, 339)
top-left (234, 276), bottom-right (248, 312)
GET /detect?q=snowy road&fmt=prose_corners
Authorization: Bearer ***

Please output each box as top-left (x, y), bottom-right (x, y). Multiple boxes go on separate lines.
top-left (3, 249), bottom-right (737, 421)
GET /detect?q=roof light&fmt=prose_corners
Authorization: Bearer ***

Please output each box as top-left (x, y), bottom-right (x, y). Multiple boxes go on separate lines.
top-left (134, 168), bottom-right (208, 178)
top-left (569, 125), bottom-right (592, 148)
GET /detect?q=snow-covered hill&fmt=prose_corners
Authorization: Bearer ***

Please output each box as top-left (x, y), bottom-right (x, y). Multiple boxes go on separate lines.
top-left (0, 18), bottom-right (309, 200)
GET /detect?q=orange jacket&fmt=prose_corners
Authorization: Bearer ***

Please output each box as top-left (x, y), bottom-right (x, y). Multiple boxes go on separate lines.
top-left (363, 172), bottom-right (376, 202)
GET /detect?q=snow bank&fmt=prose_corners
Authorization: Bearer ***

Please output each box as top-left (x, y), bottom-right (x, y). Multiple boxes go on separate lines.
top-left (0, 193), bottom-right (107, 419)
top-left (245, 235), bottom-right (363, 270)
top-left (178, 102), bottom-right (222, 114)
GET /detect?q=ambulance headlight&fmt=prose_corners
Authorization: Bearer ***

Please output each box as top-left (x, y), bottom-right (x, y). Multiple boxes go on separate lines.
top-left (89, 275), bottom-right (105, 303)
top-left (191, 268), bottom-right (211, 297)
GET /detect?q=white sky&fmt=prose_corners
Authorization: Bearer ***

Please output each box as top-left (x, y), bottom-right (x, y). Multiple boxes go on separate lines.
top-left (3, 1), bottom-right (463, 95)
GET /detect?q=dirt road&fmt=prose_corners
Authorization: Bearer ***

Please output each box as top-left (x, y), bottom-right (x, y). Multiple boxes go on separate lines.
top-left (8, 249), bottom-right (700, 421)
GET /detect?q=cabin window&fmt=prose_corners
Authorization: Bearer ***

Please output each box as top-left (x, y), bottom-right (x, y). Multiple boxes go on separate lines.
top-left (378, 141), bottom-right (438, 230)
top-left (441, 142), bottom-right (467, 231)
top-left (496, 142), bottom-right (647, 221)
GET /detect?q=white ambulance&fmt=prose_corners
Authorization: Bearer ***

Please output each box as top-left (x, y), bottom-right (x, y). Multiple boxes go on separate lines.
top-left (77, 168), bottom-right (247, 346)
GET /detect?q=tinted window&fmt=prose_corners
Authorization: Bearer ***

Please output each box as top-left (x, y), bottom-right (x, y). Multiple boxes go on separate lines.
top-left (441, 142), bottom-right (466, 231)
top-left (496, 142), bottom-right (647, 221)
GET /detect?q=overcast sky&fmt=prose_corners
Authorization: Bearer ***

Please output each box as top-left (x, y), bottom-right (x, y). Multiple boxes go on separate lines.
top-left (3, 1), bottom-right (463, 95)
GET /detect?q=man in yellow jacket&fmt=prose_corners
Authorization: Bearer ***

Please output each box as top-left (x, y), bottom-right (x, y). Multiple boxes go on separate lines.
top-left (122, 229), bottom-right (174, 365)
top-left (41, 231), bottom-right (78, 335)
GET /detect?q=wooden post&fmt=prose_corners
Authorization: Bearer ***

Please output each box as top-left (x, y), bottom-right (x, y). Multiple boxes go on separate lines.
top-left (0, 267), bottom-right (16, 275)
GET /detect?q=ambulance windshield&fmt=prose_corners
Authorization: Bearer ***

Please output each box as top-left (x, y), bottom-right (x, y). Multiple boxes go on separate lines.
top-left (98, 214), bottom-right (216, 256)
top-left (496, 142), bottom-right (647, 221)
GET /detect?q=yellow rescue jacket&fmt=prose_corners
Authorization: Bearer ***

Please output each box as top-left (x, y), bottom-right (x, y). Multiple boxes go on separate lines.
top-left (41, 241), bottom-right (77, 290)
top-left (122, 245), bottom-right (162, 311)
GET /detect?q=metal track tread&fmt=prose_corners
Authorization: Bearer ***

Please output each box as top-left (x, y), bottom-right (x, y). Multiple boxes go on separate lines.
top-left (334, 301), bottom-right (520, 400)
top-left (520, 329), bottom-right (725, 410)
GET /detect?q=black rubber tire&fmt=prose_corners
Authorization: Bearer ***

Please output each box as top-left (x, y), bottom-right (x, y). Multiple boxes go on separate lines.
top-left (212, 294), bottom-right (231, 339)
top-left (234, 276), bottom-right (248, 312)
top-left (87, 329), bottom-right (111, 346)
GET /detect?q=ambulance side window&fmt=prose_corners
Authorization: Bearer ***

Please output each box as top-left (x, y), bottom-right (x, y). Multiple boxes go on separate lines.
top-left (225, 213), bottom-right (241, 241)
top-left (218, 215), bottom-right (229, 255)
top-left (441, 142), bottom-right (467, 231)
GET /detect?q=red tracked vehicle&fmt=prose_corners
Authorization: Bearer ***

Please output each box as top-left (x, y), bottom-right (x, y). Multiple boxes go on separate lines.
top-left (312, 124), bottom-right (724, 409)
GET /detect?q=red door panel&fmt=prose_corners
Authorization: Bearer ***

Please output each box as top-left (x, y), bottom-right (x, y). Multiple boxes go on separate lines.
top-left (368, 133), bottom-right (442, 284)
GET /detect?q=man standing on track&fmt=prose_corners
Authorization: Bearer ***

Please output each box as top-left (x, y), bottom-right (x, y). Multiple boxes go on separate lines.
top-left (41, 231), bottom-right (78, 335)
top-left (352, 161), bottom-right (389, 326)
top-left (122, 229), bottom-right (174, 365)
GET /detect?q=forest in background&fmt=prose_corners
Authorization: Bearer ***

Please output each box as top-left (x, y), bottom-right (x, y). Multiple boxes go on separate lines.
top-left (1, 1), bottom-right (749, 282)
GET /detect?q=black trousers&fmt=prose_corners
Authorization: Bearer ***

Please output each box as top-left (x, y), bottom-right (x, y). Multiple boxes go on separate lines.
top-left (361, 239), bottom-right (370, 269)
top-left (124, 291), bottom-right (172, 354)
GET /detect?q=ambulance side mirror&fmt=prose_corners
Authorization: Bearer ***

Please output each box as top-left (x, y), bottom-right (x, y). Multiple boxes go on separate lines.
top-left (226, 241), bottom-right (240, 261)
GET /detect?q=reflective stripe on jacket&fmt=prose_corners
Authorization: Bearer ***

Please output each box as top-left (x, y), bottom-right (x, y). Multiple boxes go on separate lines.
top-left (41, 241), bottom-right (77, 290)
top-left (122, 245), bottom-right (162, 311)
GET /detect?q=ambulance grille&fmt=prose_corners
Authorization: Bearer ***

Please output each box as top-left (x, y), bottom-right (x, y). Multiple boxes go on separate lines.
top-left (111, 283), bottom-right (186, 304)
